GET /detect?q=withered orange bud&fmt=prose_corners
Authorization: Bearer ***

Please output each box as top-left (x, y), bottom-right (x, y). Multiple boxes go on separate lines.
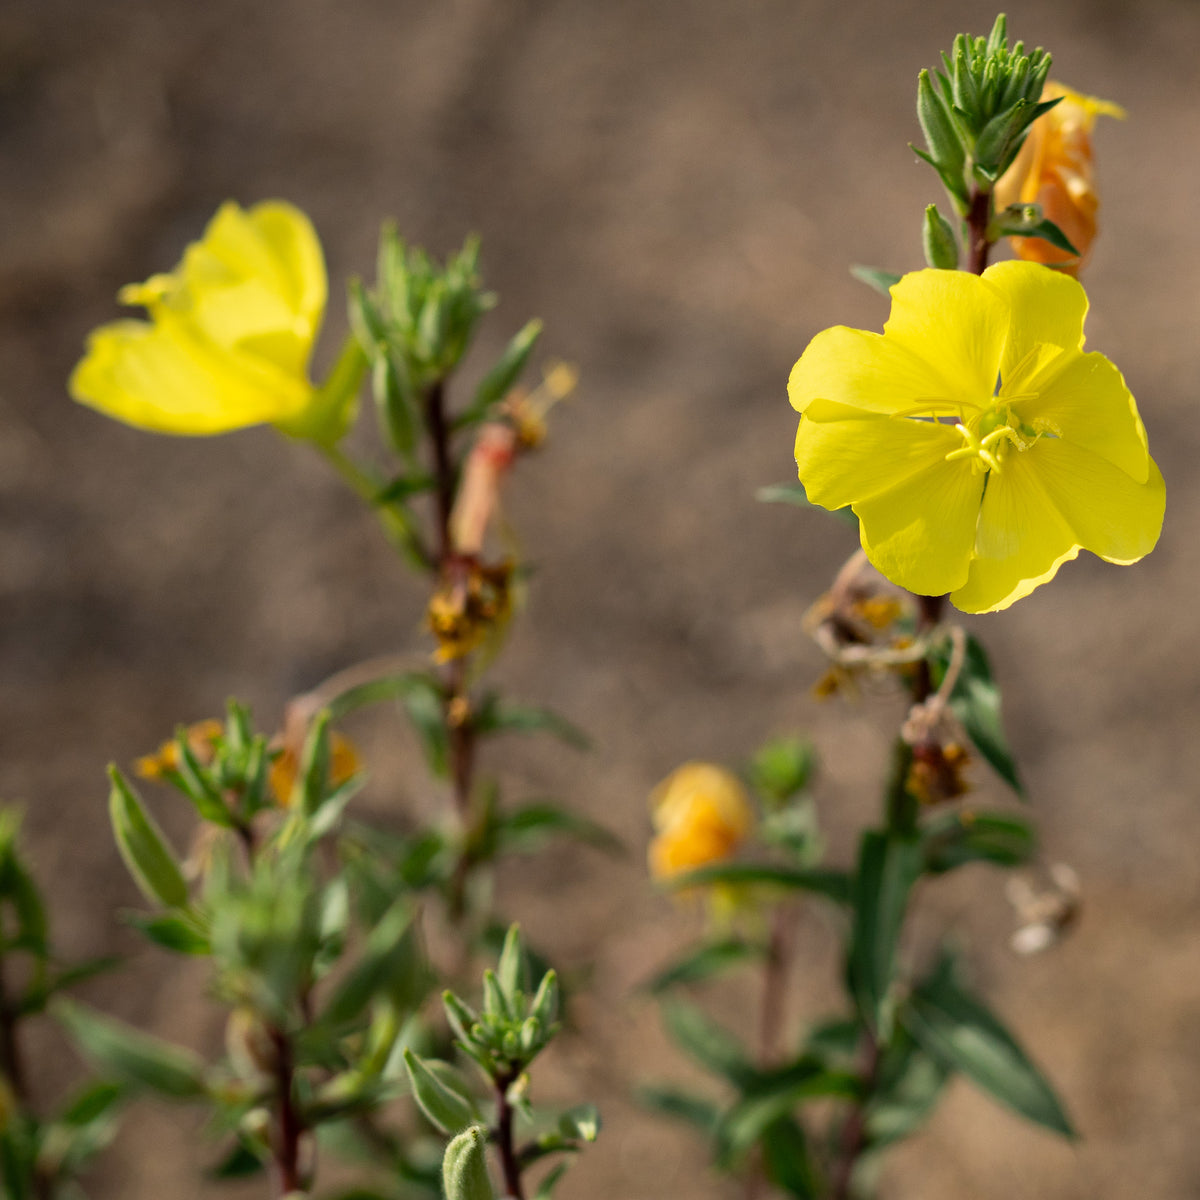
top-left (994, 82), bottom-right (1125, 275)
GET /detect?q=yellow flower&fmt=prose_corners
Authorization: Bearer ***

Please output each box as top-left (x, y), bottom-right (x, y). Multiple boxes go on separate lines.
top-left (789, 262), bottom-right (1164, 613)
top-left (648, 762), bottom-right (752, 881)
top-left (994, 82), bottom-right (1125, 275)
top-left (70, 200), bottom-right (328, 436)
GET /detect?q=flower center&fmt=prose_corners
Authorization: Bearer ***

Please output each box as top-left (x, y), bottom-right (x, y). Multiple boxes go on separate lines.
top-left (944, 404), bottom-right (1025, 474)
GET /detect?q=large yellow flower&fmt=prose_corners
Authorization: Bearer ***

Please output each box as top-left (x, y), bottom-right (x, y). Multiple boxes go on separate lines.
top-left (70, 201), bottom-right (327, 436)
top-left (994, 82), bottom-right (1125, 276)
top-left (789, 262), bottom-right (1164, 613)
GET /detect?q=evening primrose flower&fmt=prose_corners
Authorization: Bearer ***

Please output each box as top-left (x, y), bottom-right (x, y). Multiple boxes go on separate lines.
top-left (648, 762), bottom-right (752, 881)
top-left (789, 262), bottom-right (1164, 613)
top-left (70, 200), bottom-right (328, 436)
top-left (994, 82), bottom-right (1125, 275)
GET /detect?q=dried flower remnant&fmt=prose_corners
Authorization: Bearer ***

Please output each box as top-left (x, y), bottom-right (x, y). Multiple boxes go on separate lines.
top-left (426, 560), bottom-right (515, 664)
top-left (789, 262), bottom-right (1164, 612)
top-left (1007, 863), bottom-right (1081, 954)
top-left (994, 83), bottom-right (1125, 275)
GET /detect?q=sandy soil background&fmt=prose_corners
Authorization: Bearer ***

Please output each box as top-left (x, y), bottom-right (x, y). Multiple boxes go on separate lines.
top-left (2, 0), bottom-right (1199, 1197)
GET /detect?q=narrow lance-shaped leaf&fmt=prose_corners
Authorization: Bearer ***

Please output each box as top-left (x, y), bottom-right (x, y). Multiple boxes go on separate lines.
top-left (53, 999), bottom-right (207, 1100)
top-left (403, 1049), bottom-right (479, 1135)
top-left (107, 767), bottom-right (188, 909)
top-left (903, 962), bottom-right (1075, 1137)
top-left (849, 831), bottom-right (923, 1036)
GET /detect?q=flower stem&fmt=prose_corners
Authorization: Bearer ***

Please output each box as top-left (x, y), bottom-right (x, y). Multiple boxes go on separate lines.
top-left (966, 188), bottom-right (993, 275)
top-left (493, 1069), bottom-right (526, 1200)
top-left (269, 1025), bottom-right (308, 1197)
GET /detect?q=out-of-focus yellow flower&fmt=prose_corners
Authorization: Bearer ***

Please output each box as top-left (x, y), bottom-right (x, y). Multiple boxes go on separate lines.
top-left (269, 731), bottom-right (361, 807)
top-left (136, 719), bottom-right (224, 780)
top-left (648, 762), bottom-right (752, 881)
top-left (789, 262), bottom-right (1164, 612)
top-left (994, 82), bottom-right (1125, 275)
top-left (70, 200), bottom-right (328, 436)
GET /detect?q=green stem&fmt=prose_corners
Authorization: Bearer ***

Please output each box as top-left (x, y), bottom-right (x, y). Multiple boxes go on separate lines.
top-left (317, 442), bottom-right (432, 569)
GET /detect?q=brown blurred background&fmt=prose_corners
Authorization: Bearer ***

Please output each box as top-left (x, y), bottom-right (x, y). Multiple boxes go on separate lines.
top-left (2, 0), bottom-right (1198, 1196)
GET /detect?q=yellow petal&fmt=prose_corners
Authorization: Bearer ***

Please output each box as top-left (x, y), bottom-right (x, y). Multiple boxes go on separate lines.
top-left (69, 317), bottom-right (310, 435)
top-left (795, 398), bottom-right (964, 510)
top-left (1026, 440), bottom-right (1165, 565)
top-left (983, 261), bottom-right (1088, 389)
top-left (951, 452), bottom-right (1081, 613)
top-left (1017, 351), bottom-right (1150, 483)
top-left (854, 451), bottom-right (984, 598)
top-left (788, 326), bottom-right (953, 416)
top-left (883, 270), bottom-right (1009, 405)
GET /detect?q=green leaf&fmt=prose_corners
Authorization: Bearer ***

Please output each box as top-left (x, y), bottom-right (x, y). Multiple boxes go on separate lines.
top-left (53, 998), bottom-right (207, 1100)
top-left (123, 909), bottom-right (211, 955)
top-left (760, 1115), bottom-right (821, 1199)
top-left (668, 862), bottom-right (851, 905)
top-left (930, 634), bottom-right (1025, 797)
top-left (1023, 217), bottom-right (1081, 258)
top-left (460, 318), bottom-right (543, 428)
top-left (636, 1085), bottom-right (720, 1135)
top-left (849, 832), bottom-right (923, 1036)
top-left (403, 1049), bottom-right (479, 1135)
top-left (756, 481), bottom-right (857, 527)
top-left (442, 1125), bottom-right (495, 1200)
top-left (494, 804), bottom-right (623, 857)
top-left (642, 937), bottom-right (767, 995)
top-left (661, 1000), bottom-right (753, 1086)
top-left (748, 737), bottom-right (816, 805)
top-left (904, 966), bottom-right (1075, 1137)
top-left (530, 1162), bottom-right (571, 1200)
top-left (921, 810), bottom-right (1036, 874)
top-left (107, 766), bottom-right (188, 909)
top-left (322, 901), bottom-right (429, 1028)
top-left (863, 1033), bottom-right (951, 1148)
top-left (473, 696), bottom-right (590, 750)
top-left (39, 1080), bottom-right (128, 1178)
top-left (717, 1057), bottom-right (859, 1162)
top-left (849, 265), bottom-right (902, 297)
top-left (399, 675), bottom-right (450, 779)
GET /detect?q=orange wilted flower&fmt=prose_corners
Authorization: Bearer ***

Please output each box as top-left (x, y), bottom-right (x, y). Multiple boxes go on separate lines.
top-left (648, 763), bottom-right (752, 882)
top-left (136, 719), bottom-right (224, 780)
top-left (994, 82), bottom-right (1125, 275)
top-left (268, 730), bottom-right (361, 808)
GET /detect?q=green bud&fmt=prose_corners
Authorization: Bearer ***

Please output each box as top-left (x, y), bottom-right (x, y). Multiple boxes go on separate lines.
top-left (443, 990), bottom-right (479, 1044)
top-left (482, 970), bottom-right (511, 1021)
top-left (922, 204), bottom-right (960, 269)
top-left (442, 1125), bottom-right (495, 1200)
top-left (529, 969), bottom-right (558, 1031)
top-left (917, 69), bottom-right (968, 207)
